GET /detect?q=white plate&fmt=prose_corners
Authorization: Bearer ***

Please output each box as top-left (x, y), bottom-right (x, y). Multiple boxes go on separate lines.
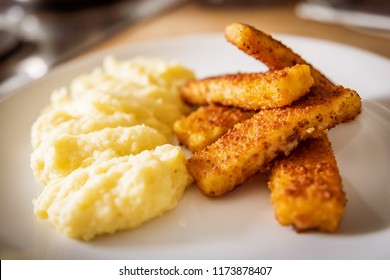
top-left (1, 34), bottom-right (389, 260)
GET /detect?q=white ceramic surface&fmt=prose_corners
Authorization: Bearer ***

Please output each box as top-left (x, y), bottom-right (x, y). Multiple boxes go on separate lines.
top-left (0, 34), bottom-right (389, 259)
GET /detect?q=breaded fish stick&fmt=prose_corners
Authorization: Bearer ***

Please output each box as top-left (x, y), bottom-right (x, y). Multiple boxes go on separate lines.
top-left (225, 23), bottom-right (332, 88)
top-left (180, 106), bottom-right (346, 231)
top-left (227, 23), bottom-right (349, 232)
top-left (181, 64), bottom-right (314, 110)
top-left (268, 136), bottom-right (346, 232)
top-left (187, 85), bottom-right (361, 197)
top-left (177, 25), bottom-right (330, 154)
top-left (174, 105), bottom-right (254, 152)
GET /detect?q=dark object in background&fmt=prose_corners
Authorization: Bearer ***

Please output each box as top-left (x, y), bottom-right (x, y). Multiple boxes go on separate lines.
top-left (0, 0), bottom-right (188, 99)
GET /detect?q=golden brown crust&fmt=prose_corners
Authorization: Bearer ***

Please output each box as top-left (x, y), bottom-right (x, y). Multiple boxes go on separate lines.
top-left (223, 23), bottom-right (360, 233)
top-left (225, 23), bottom-right (332, 88)
top-left (173, 105), bottom-right (254, 152)
top-left (186, 85), bottom-right (361, 197)
top-left (268, 136), bottom-right (346, 232)
top-left (180, 64), bottom-right (314, 110)
top-left (174, 23), bottom-right (361, 236)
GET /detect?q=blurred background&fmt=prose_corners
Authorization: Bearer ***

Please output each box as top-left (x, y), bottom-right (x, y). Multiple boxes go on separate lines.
top-left (0, 0), bottom-right (389, 98)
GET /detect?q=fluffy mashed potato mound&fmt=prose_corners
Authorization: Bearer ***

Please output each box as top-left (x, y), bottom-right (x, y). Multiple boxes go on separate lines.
top-left (31, 56), bottom-right (194, 149)
top-left (31, 57), bottom-right (195, 240)
top-left (34, 145), bottom-right (192, 241)
top-left (31, 108), bottom-right (171, 149)
top-left (31, 125), bottom-right (167, 184)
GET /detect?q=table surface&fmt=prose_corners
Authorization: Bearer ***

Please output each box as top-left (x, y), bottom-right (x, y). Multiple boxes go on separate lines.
top-left (84, 0), bottom-right (390, 60)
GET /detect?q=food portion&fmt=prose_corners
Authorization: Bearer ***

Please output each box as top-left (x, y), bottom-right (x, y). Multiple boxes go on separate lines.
top-left (269, 136), bottom-right (346, 232)
top-left (187, 85), bottom-right (361, 197)
top-left (31, 57), bottom-right (195, 240)
top-left (31, 56), bottom-right (194, 149)
top-left (31, 110), bottom-right (170, 150)
top-left (31, 125), bottom-right (167, 184)
top-left (174, 105), bottom-right (254, 152)
top-left (34, 145), bottom-right (192, 241)
top-left (180, 64), bottom-right (314, 110)
top-left (225, 22), bottom-right (332, 87)
top-left (228, 23), bottom-right (349, 232)
top-left (175, 23), bottom-right (362, 232)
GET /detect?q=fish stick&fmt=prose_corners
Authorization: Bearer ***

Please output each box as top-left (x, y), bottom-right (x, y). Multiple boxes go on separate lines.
top-left (187, 85), bottom-right (361, 197)
top-left (227, 23), bottom-right (349, 231)
top-left (268, 135), bottom-right (346, 232)
top-left (225, 22), bottom-right (332, 88)
top-left (181, 64), bottom-right (314, 110)
top-left (180, 106), bottom-right (347, 231)
top-left (177, 25), bottom-right (330, 154)
top-left (174, 105), bottom-right (254, 152)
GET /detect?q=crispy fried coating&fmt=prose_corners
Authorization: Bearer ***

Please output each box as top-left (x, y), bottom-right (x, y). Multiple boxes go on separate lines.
top-left (224, 23), bottom-right (352, 232)
top-left (180, 64), bottom-right (314, 110)
top-left (187, 85), bottom-right (361, 197)
top-left (174, 105), bottom-right (254, 152)
top-left (225, 23), bottom-right (332, 88)
top-left (268, 136), bottom-right (346, 232)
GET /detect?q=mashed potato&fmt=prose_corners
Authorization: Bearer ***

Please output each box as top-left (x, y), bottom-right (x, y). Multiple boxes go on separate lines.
top-left (31, 56), bottom-right (194, 148)
top-left (34, 145), bottom-right (192, 241)
top-left (31, 57), bottom-right (195, 240)
top-left (31, 125), bottom-right (167, 184)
